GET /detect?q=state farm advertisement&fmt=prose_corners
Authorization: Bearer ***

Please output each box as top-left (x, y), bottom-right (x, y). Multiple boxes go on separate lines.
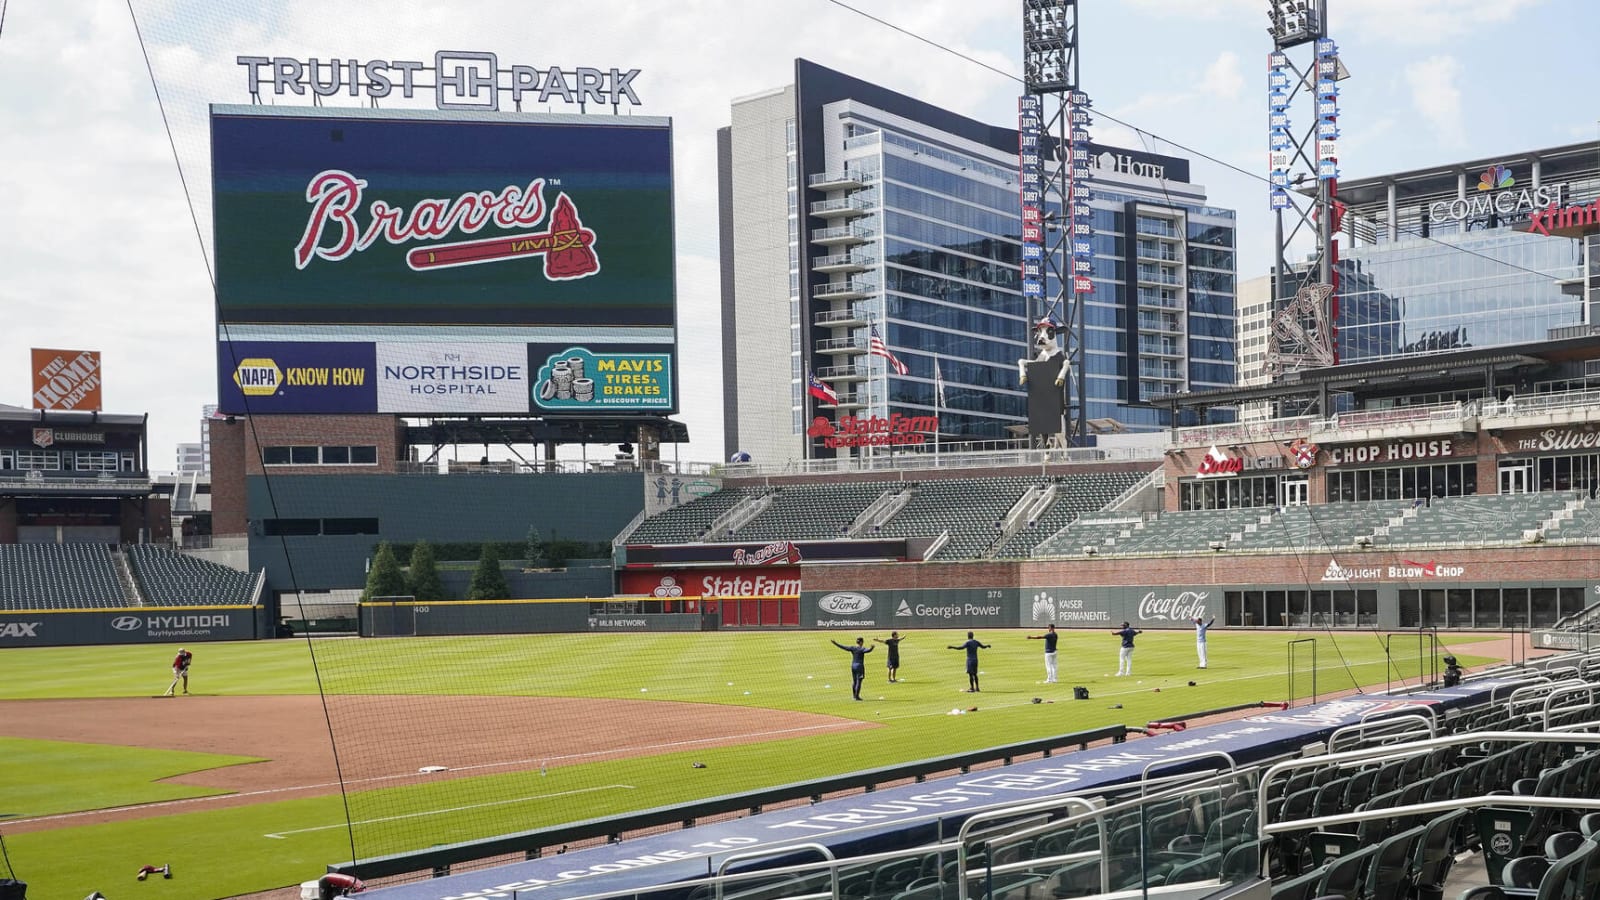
top-left (619, 568), bottom-right (801, 598)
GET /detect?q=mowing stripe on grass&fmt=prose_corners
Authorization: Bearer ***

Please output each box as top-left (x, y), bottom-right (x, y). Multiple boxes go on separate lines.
top-left (263, 784), bottom-right (636, 838)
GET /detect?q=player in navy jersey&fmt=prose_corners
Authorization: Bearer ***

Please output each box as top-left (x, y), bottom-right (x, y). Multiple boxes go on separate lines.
top-left (947, 632), bottom-right (991, 692)
top-left (831, 637), bottom-right (874, 700)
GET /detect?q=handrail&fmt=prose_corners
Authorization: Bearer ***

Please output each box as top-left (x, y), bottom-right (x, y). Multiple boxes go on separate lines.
top-left (1256, 731), bottom-right (1600, 845)
top-left (330, 725), bottom-right (1127, 878)
top-left (1140, 750), bottom-right (1237, 791)
top-left (1541, 682), bottom-right (1598, 730)
top-left (715, 843), bottom-right (836, 900)
top-left (957, 795), bottom-right (1097, 900)
top-left (1264, 793), bottom-right (1600, 839)
top-left (1492, 676), bottom-right (1553, 704)
top-left (1506, 679), bottom-right (1589, 715)
top-left (1327, 713), bottom-right (1436, 754)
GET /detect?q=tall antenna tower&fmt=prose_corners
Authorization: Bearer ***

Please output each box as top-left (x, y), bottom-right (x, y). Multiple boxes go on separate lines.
top-left (1020, 0), bottom-right (1091, 445)
top-left (1265, 0), bottom-right (1347, 388)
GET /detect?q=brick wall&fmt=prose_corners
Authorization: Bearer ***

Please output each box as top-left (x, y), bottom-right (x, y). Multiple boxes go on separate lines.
top-left (211, 416), bottom-right (247, 536)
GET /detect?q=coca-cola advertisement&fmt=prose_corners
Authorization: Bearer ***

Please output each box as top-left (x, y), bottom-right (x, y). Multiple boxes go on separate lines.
top-left (1135, 590), bottom-right (1210, 622)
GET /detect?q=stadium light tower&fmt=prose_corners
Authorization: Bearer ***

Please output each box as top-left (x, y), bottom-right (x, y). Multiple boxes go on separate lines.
top-left (1264, 0), bottom-right (1348, 388)
top-left (1020, 0), bottom-right (1090, 445)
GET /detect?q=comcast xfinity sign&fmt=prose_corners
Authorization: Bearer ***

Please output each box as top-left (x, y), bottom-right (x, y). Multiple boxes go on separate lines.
top-left (1428, 164), bottom-right (1565, 223)
top-left (237, 52), bottom-right (642, 111)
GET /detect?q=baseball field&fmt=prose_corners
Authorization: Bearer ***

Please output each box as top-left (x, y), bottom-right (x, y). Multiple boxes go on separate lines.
top-left (0, 629), bottom-right (1504, 899)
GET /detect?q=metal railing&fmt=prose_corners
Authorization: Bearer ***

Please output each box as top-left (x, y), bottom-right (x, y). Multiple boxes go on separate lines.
top-left (812, 280), bottom-right (875, 299)
top-left (809, 197), bottom-right (872, 216)
top-left (0, 472), bottom-right (153, 491)
top-left (718, 445), bottom-right (1164, 479)
top-left (1171, 416), bottom-right (1317, 449)
top-left (1313, 401), bottom-right (1474, 434)
top-left (1255, 730), bottom-right (1600, 845)
top-left (331, 725), bottom-right (1127, 880)
top-left (391, 459), bottom-right (722, 477)
top-left (807, 169), bottom-right (876, 188)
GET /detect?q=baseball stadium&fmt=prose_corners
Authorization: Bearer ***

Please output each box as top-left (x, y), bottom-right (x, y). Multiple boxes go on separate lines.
top-left (10, 3), bottom-right (1600, 900)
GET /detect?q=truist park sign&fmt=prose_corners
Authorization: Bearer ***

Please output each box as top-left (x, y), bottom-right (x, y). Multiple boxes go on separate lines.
top-left (237, 52), bottom-right (641, 111)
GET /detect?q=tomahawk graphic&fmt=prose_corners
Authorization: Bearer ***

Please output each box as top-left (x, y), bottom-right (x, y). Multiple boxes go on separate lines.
top-left (405, 193), bottom-right (600, 279)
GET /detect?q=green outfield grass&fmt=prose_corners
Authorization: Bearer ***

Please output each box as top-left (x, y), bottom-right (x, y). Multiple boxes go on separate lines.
top-left (0, 629), bottom-right (1502, 899)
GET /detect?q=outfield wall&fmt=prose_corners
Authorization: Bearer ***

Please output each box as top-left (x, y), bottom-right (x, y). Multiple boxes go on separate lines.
top-left (360, 599), bottom-right (706, 636)
top-left (0, 604), bottom-right (267, 647)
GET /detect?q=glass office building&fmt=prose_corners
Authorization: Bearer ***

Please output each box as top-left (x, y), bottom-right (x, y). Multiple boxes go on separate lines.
top-left (1333, 142), bottom-right (1600, 365)
top-left (719, 60), bottom-right (1236, 462)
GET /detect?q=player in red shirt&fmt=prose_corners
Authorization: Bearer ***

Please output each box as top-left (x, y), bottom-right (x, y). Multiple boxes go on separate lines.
top-left (164, 648), bottom-right (193, 696)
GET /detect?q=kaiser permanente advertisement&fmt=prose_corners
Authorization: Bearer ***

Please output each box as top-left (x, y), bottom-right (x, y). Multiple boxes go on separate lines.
top-left (219, 341), bottom-right (673, 415)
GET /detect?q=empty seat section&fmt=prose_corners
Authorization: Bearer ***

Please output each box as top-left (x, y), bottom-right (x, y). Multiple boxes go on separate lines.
top-left (875, 477), bottom-right (1044, 559)
top-left (0, 543), bottom-right (127, 609)
top-left (626, 487), bottom-right (759, 544)
top-left (126, 545), bottom-right (259, 605)
top-left (997, 469), bottom-right (1151, 557)
top-left (730, 482), bottom-right (888, 542)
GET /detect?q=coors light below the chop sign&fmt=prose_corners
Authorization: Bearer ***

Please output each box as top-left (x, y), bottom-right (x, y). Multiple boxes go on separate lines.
top-left (1138, 590), bottom-right (1209, 622)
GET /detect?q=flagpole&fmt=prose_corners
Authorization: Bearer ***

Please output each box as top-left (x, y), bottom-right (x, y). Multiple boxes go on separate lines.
top-left (934, 353), bottom-right (941, 463)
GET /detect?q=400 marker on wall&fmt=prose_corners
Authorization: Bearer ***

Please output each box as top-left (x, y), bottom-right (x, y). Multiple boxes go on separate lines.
top-left (532, 346), bottom-right (673, 412)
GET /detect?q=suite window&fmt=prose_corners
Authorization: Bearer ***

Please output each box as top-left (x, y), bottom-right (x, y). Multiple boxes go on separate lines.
top-left (261, 518), bottom-right (319, 536)
top-left (72, 451), bottom-right (120, 473)
top-left (14, 450), bottom-right (59, 470)
top-left (262, 445), bottom-right (378, 466)
top-left (322, 517), bottom-right (380, 536)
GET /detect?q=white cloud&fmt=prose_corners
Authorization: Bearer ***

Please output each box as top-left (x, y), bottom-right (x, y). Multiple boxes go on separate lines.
top-left (1201, 51), bottom-right (1245, 101)
top-left (1404, 55), bottom-right (1465, 148)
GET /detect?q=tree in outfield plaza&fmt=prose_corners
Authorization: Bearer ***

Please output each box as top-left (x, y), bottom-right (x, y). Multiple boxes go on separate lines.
top-left (468, 543), bottom-right (510, 600)
top-left (524, 525), bottom-right (544, 569)
top-left (362, 541), bottom-right (407, 601)
top-left (407, 540), bottom-right (447, 601)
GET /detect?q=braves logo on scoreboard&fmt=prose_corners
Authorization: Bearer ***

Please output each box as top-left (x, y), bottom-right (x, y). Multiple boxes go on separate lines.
top-left (295, 171), bottom-right (600, 280)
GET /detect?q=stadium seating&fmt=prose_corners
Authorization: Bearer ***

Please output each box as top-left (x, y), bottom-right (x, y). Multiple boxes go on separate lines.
top-left (0, 543), bottom-right (128, 609)
top-left (126, 545), bottom-right (259, 605)
top-left (994, 470), bottom-right (1152, 557)
top-left (872, 477), bottom-right (1047, 559)
top-left (1028, 514), bottom-right (1148, 558)
top-left (1096, 506), bottom-right (1266, 555)
top-left (1376, 492), bottom-right (1581, 548)
top-left (730, 482), bottom-right (891, 542)
top-left (1228, 500), bottom-right (1411, 552)
top-left (625, 487), bottom-right (763, 544)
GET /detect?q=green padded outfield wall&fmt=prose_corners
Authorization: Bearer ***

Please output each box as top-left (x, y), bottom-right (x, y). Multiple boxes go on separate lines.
top-left (245, 473), bottom-right (645, 596)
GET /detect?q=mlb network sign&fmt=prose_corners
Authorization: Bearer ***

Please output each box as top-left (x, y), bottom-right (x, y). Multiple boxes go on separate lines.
top-left (237, 52), bottom-right (642, 111)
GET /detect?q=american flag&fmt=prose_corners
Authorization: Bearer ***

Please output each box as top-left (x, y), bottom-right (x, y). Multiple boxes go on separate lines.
top-left (869, 324), bottom-right (909, 375)
top-left (807, 370), bottom-right (839, 404)
top-left (934, 356), bottom-right (946, 407)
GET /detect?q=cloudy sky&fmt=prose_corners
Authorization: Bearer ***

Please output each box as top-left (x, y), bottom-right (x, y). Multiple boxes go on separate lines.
top-left (0, 0), bottom-right (1594, 467)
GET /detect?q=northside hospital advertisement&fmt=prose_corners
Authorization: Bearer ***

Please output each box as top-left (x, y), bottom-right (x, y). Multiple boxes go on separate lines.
top-left (211, 107), bottom-right (677, 416)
